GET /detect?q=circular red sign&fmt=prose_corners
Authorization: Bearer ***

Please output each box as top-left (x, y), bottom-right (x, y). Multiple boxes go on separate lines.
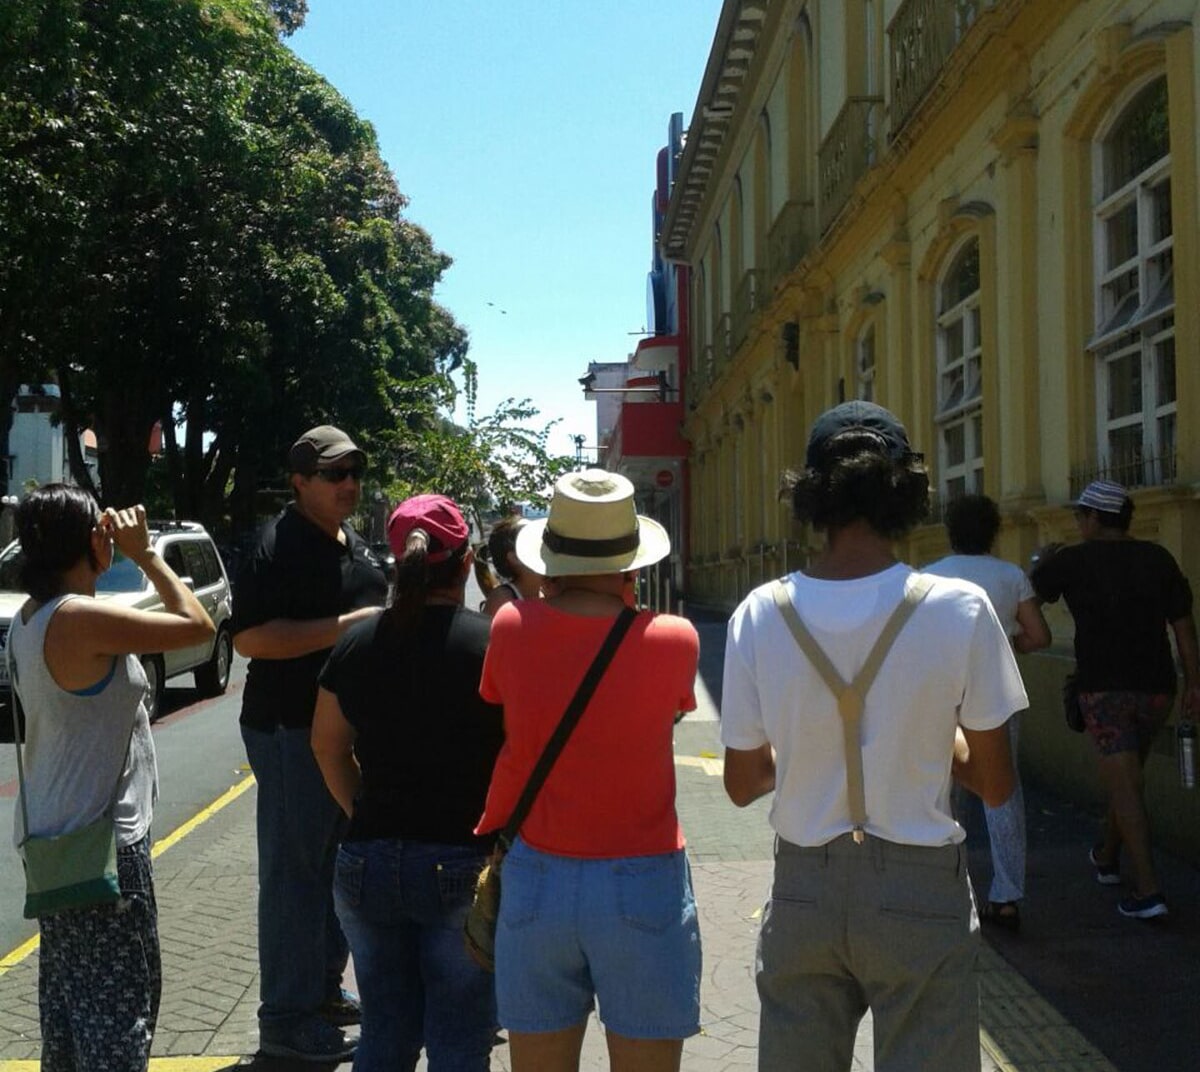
top-left (655, 469), bottom-right (674, 488)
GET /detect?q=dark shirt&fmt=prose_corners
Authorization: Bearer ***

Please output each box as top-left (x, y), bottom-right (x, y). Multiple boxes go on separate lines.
top-left (233, 506), bottom-right (388, 731)
top-left (1032, 538), bottom-right (1193, 693)
top-left (319, 605), bottom-right (503, 847)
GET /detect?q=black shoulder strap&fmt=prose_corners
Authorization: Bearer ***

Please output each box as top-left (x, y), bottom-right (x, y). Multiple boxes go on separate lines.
top-left (499, 606), bottom-right (638, 849)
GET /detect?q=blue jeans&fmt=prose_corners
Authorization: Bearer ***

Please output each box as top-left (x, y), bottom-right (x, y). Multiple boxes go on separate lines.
top-left (241, 725), bottom-right (349, 1029)
top-left (333, 839), bottom-right (496, 1072)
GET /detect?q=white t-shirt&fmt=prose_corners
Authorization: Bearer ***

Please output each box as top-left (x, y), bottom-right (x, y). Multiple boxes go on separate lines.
top-left (720, 564), bottom-right (1027, 847)
top-left (923, 553), bottom-right (1035, 636)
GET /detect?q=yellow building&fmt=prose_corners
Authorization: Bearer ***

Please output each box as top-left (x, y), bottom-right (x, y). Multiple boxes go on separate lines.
top-left (665, 0), bottom-right (1200, 855)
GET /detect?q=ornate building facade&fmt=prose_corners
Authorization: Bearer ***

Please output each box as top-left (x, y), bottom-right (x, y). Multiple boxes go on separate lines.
top-left (664, 0), bottom-right (1200, 851)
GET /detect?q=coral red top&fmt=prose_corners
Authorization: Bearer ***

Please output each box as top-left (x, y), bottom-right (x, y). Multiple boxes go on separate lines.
top-left (476, 601), bottom-right (698, 857)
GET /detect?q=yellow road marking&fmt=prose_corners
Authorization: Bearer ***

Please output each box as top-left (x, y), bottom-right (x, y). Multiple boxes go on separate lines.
top-left (675, 753), bottom-right (724, 777)
top-left (0, 774), bottom-right (256, 978)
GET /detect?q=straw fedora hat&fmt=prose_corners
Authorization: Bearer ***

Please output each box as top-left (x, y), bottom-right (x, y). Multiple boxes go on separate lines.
top-left (515, 469), bottom-right (670, 577)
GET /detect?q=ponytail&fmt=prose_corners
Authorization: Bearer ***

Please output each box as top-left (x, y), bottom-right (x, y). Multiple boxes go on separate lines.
top-left (384, 528), bottom-right (467, 638)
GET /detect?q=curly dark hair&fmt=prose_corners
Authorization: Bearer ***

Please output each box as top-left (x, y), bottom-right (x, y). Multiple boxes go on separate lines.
top-left (16, 484), bottom-right (103, 602)
top-left (783, 431), bottom-right (929, 539)
top-left (944, 494), bottom-right (1001, 554)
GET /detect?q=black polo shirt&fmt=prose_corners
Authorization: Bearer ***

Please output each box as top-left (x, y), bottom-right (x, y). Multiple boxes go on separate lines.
top-left (233, 505), bottom-right (388, 731)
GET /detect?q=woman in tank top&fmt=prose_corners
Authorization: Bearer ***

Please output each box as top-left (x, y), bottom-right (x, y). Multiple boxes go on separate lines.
top-left (7, 485), bottom-right (213, 1072)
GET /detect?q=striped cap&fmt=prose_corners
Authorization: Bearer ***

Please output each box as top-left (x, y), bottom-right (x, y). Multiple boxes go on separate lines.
top-left (1073, 480), bottom-right (1129, 514)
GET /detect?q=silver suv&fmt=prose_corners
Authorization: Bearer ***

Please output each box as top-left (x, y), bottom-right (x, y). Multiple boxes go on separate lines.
top-left (0, 521), bottom-right (234, 725)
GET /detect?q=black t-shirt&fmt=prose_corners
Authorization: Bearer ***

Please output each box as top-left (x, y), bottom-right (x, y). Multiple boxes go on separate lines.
top-left (233, 506), bottom-right (388, 730)
top-left (319, 605), bottom-right (503, 847)
top-left (1032, 538), bottom-right (1193, 692)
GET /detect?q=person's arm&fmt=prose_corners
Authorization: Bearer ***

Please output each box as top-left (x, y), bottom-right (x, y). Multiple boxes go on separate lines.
top-left (482, 585), bottom-right (515, 619)
top-left (311, 687), bottom-right (361, 818)
top-left (1013, 598), bottom-right (1051, 653)
top-left (52, 506), bottom-right (214, 661)
top-left (1170, 613), bottom-right (1200, 717)
top-left (952, 724), bottom-right (1015, 807)
top-left (233, 607), bottom-right (381, 660)
top-left (723, 743), bottom-right (776, 807)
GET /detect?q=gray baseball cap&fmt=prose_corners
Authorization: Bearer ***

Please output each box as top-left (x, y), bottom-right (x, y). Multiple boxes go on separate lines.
top-left (287, 425), bottom-right (365, 473)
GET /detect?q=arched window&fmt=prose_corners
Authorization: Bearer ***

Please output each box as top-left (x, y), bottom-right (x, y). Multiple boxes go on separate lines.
top-left (935, 238), bottom-right (983, 499)
top-left (1089, 76), bottom-right (1174, 486)
top-left (856, 322), bottom-right (876, 401)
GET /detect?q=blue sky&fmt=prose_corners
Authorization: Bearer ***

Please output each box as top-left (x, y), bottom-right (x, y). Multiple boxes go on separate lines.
top-left (288, 1), bottom-right (723, 461)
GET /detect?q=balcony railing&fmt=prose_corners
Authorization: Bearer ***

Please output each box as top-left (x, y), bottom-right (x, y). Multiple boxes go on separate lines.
top-left (1070, 450), bottom-right (1177, 496)
top-left (818, 96), bottom-right (883, 235)
top-left (767, 200), bottom-right (810, 290)
top-left (732, 269), bottom-right (764, 350)
top-left (889, 0), bottom-right (985, 135)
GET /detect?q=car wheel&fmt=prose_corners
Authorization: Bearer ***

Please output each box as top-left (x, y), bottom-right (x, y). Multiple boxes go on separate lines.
top-left (141, 655), bottom-right (165, 722)
top-left (195, 626), bottom-right (233, 698)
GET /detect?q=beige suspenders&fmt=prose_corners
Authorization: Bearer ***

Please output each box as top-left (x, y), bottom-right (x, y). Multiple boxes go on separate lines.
top-left (770, 574), bottom-right (935, 844)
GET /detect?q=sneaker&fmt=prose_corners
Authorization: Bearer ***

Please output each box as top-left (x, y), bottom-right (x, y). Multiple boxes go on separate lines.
top-left (1089, 845), bottom-right (1121, 885)
top-left (260, 1018), bottom-right (357, 1063)
top-left (319, 987), bottom-right (362, 1027)
top-left (1118, 892), bottom-right (1168, 920)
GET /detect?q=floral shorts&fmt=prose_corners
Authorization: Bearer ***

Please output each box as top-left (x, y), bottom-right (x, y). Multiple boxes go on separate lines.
top-left (1078, 690), bottom-right (1173, 756)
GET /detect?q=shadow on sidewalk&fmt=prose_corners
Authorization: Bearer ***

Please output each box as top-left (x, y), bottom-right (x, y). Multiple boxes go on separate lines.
top-left (963, 780), bottom-right (1200, 1072)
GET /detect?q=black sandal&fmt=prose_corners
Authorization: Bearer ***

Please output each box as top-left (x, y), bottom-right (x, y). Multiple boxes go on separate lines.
top-left (980, 900), bottom-right (1021, 932)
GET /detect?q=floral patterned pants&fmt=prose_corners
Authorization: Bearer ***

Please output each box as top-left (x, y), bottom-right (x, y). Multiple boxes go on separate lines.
top-left (37, 836), bottom-right (160, 1072)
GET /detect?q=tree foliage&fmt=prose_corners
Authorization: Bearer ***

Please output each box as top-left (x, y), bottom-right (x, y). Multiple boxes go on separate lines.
top-left (0, 0), bottom-right (537, 539)
top-left (383, 360), bottom-right (575, 526)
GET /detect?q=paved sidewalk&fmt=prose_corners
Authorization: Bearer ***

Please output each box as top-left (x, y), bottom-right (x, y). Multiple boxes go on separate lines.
top-left (1, 612), bottom-right (1196, 1069)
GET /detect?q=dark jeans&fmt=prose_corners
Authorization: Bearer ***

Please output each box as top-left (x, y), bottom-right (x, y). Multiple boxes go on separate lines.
top-left (241, 724), bottom-right (348, 1029)
top-left (334, 839), bottom-right (496, 1072)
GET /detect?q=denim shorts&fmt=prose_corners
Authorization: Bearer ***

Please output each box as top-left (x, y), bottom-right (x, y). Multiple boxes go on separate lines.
top-left (494, 838), bottom-right (702, 1039)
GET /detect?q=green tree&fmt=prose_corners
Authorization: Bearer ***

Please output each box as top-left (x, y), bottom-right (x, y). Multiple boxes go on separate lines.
top-left (383, 360), bottom-right (575, 528)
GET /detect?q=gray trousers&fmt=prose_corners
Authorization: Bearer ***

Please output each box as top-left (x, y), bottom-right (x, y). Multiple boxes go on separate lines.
top-left (757, 834), bottom-right (980, 1072)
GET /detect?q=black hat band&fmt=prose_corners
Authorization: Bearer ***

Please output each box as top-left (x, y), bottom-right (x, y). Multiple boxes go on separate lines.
top-left (542, 525), bottom-right (640, 558)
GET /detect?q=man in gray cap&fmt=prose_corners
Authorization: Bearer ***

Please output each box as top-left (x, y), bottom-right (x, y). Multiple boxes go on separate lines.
top-left (232, 425), bottom-right (388, 1062)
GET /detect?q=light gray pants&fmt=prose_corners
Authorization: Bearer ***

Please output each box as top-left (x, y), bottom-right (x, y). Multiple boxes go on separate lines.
top-left (757, 834), bottom-right (981, 1072)
top-left (983, 716), bottom-right (1025, 904)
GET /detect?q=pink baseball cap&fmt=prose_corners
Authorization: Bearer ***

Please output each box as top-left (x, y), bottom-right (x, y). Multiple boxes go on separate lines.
top-left (387, 494), bottom-right (469, 563)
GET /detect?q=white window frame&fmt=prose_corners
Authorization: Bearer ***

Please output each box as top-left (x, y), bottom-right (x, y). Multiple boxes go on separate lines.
top-left (1089, 76), bottom-right (1175, 488)
top-left (935, 239), bottom-right (984, 500)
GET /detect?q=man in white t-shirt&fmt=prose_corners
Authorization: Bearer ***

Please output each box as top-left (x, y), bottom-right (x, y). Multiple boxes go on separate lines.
top-left (721, 401), bottom-right (1027, 1072)
top-left (926, 495), bottom-right (1050, 932)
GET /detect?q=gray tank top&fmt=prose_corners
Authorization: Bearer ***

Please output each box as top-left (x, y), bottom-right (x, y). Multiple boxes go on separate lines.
top-left (9, 594), bottom-right (157, 849)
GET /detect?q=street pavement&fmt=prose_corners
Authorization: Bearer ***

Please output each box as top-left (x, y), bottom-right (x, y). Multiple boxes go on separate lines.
top-left (1, 611), bottom-right (1199, 1070)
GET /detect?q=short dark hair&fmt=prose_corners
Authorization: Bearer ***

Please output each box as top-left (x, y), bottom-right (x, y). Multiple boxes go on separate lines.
top-left (16, 484), bottom-right (103, 602)
top-left (485, 516), bottom-right (523, 581)
top-left (1078, 500), bottom-right (1134, 533)
top-left (944, 494), bottom-right (1001, 554)
top-left (783, 431), bottom-right (930, 539)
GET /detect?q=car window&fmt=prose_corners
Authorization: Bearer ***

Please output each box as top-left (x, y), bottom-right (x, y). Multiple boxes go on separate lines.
top-left (95, 550), bottom-right (149, 594)
top-left (0, 543), bottom-right (24, 590)
top-left (180, 540), bottom-right (213, 588)
top-left (198, 540), bottom-right (224, 586)
top-left (163, 543), bottom-right (188, 579)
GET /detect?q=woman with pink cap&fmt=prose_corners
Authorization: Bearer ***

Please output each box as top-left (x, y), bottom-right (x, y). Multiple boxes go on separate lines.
top-left (311, 494), bottom-right (504, 1072)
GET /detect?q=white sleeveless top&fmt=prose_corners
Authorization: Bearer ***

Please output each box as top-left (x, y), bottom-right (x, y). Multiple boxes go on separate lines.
top-left (9, 594), bottom-right (157, 849)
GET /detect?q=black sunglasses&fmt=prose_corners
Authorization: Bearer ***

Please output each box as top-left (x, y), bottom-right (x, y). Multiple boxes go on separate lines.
top-left (313, 466), bottom-right (365, 484)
